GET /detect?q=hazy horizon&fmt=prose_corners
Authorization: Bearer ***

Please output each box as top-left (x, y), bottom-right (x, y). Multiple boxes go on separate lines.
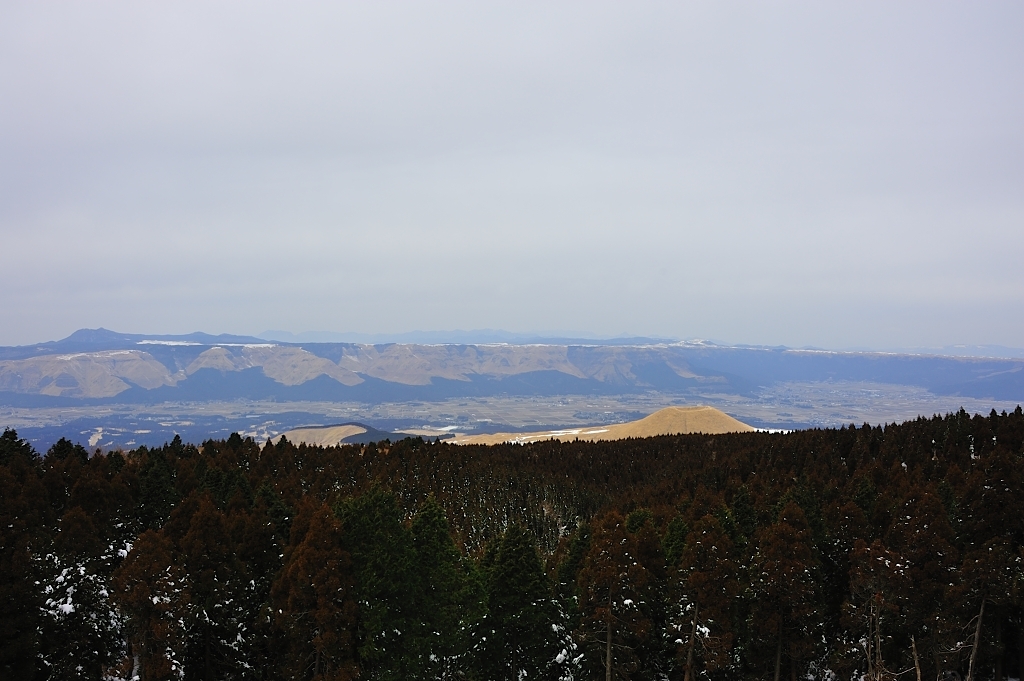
top-left (3, 2), bottom-right (1022, 348)
top-left (7, 325), bottom-right (1024, 360)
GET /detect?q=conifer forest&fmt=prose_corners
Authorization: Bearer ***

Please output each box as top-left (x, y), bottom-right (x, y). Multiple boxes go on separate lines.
top-left (2, 407), bottom-right (1024, 681)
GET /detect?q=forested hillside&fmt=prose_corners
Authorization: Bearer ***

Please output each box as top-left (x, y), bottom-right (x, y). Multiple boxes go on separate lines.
top-left (2, 407), bottom-right (1023, 680)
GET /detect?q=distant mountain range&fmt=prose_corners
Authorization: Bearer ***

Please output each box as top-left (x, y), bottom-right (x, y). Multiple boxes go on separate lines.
top-left (0, 328), bottom-right (1021, 406)
top-left (258, 328), bottom-right (675, 346)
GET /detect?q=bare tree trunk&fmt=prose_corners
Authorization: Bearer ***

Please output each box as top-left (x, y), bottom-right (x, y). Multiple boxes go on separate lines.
top-left (967, 598), bottom-right (985, 681)
top-left (911, 634), bottom-right (922, 681)
top-left (606, 589), bottom-right (613, 681)
top-left (684, 599), bottom-right (698, 681)
top-left (774, 632), bottom-right (782, 681)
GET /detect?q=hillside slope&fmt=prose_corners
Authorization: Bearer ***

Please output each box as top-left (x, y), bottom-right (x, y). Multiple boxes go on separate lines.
top-left (275, 423), bottom-right (404, 446)
top-left (451, 406), bottom-right (755, 445)
top-left (1, 329), bottom-right (1022, 405)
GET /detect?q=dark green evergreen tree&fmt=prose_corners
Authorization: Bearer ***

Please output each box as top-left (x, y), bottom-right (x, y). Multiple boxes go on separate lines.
top-left (175, 493), bottom-right (251, 680)
top-left (137, 447), bottom-right (177, 531)
top-left (0, 430), bottom-right (47, 680)
top-left (37, 505), bottom-right (127, 680)
top-left (479, 524), bottom-right (567, 680)
top-left (46, 437), bottom-right (89, 464)
top-left (662, 515), bottom-right (689, 569)
top-left (334, 487), bottom-right (421, 680)
top-left (411, 496), bottom-right (485, 678)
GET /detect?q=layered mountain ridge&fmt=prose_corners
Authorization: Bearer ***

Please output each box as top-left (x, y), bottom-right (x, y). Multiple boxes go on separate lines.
top-left (0, 328), bottom-right (1021, 405)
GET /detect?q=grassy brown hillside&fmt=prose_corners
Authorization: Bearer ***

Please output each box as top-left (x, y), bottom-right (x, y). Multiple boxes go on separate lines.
top-left (275, 424), bottom-right (368, 446)
top-left (451, 405), bottom-right (754, 445)
top-left (0, 350), bottom-right (176, 398)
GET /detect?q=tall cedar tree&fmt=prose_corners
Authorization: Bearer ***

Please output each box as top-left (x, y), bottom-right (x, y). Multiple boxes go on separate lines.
top-left (111, 529), bottom-right (189, 681)
top-left (748, 501), bottom-right (821, 681)
top-left (334, 487), bottom-right (422, 680)
top-left (839, 539), bottom-right (910, 680)
top-left (577, 511), bottom-right (655, 680)
top-left (410, 496), bottom-right (486, 679)
top-left (882, 485), bottom-right (959, 679)
top-left (673, 514), bottom-right (740, 681)
top-left (481, 524), bottom-right (563, 680)
top-left (0, 429), bottom-right (48, 680)
top-left (271, 499), bottom-right (358, 681)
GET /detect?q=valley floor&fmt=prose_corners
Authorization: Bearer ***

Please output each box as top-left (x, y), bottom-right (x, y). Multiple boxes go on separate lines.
top-left (2, 380), bottom-right (1021, 452)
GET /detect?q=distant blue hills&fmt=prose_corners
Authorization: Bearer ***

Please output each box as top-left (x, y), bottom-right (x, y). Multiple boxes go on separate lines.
top-left (0, 328), bottom-right (1021, 406)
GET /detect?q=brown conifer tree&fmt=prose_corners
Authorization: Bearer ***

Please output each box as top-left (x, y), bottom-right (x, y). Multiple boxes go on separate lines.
top-left (673, 514), bottom-right (739, 681)
top-left (271, 500), bottom-right (358, 681)
top-left (748, 501), bottom-right (821, 681)
top-left (111, 529), bottom-right (190, 681)
top-left (577, 512), bottom-right (656, 680)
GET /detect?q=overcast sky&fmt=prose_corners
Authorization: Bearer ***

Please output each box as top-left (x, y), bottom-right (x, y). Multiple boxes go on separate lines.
top-left (2, 2), bottom-right (1022, 349)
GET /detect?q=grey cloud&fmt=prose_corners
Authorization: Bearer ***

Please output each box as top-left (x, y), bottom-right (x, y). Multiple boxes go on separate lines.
top-left (1, 2), bottom-right (1022, 348)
